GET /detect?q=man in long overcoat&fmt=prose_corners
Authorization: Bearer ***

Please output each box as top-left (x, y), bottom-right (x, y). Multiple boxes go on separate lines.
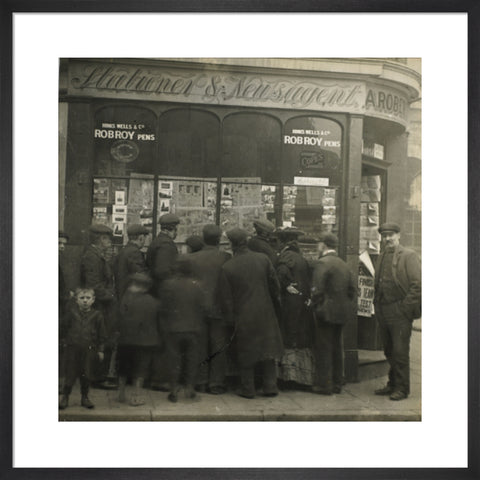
top-left (247, 219), bottom-right (278, 266)
top-left (145, 213), bottom-right (180, 390)
top-left (373, 222), bottom-right (421, 401)
top-left (114, 224), bottom-right (149, 300)
top-left (80, 224), bottom-right (117, 387)
top-left (220, 228), bottom-right (283, 399)
top-left (188, 224), bottom-right (232, 394)
top-left (310, 233), bottom-right (356, 395)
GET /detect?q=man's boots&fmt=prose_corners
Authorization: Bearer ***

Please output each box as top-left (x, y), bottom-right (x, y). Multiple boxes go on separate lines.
top-left (59, 395), bottom-right (69, 410)
top-left (81, 395), bottom-right (95, 409)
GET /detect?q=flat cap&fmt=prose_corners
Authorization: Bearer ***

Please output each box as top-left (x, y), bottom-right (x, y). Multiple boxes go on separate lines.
top-left (129, 272), bottom-right (153, 287)
top-left (159, 213), bottom-right (180, 226)
top-left (127, 224), bottom-right (149, 236)
top-left (185, 235), bottom-right (204, 252)
top-left (59, 230), bottom-right (69, 240)
top-left (89, 224), bottom-right (113, 235)
top-left (226, 228), bottom-right (248, 244)
top-left (378, 222), bottom-right (401, 234)
top-left (319, 232), bottom-right (338, 249)
top-left (202, 224), bottom-right (222, 240)
top-left (276, 227), bottom-right (305, 239)
top-left (253, 219), bottom-right (275, 233)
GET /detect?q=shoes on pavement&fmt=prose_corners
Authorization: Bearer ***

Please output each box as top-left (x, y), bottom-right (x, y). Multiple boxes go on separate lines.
top-left (312, 386), bottom-right (333, 396)
top-left (333, 386), bottom-right (342, 394)
top-left (375, 385), bottom-right (394, 396)
top-left (81, 396), bottom-right (95, 409)
top-left (167, 393), bottom-right (178, 403)
top-left (236, 390), bottom-right (255, 399)
top-left (59, 395), bottom-right (69, 410)
top-left (390, 391), bottom-right (408, 401)
top-left (262, 391), bottom-right (279, 398)
top-left (207, 386), bottom-right (226, 395)
top-left (129, 395), bottom-right (146, 407)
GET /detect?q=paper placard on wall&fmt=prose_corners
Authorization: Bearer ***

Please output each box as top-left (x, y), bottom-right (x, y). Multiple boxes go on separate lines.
top-left (294, 176), bottom-right (329, 186)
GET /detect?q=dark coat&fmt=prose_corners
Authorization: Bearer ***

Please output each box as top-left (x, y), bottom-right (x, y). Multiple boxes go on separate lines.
top-left (188, 246), bottom-right (232, 319)
top-left (247, 235), bottom-right (278, 266)
top-left (60, 304), bottom-right (107, 352)
top-left (160, 275), bottom-right (206, 334)
top-left (220, 246), bottom-right (283, 367)
top-left (118, 290), bottom-right (162, 347)
top-left (374, 244), bottom-right (421, 320)
top-left (146, 232), bottom-right (178, 292)
top-left (114, 242), bottom-right (148, 299)
top-left (311, 252), bottom-right (356, 325)
top-left (276, 244), bottom-right (312, 348)
top-left (80, 245), bottom-right (116, 303)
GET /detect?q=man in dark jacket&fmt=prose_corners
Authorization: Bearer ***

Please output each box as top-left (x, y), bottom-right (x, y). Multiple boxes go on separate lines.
top-left (247, 219), bottom-right (278, 266)
top-left (220, 228), bottom-right (284, 399)
top-left (145, 213), bottom-right (180, 390)
top-left (310, 233), bottom-right (356, 395)
top-left (189, 224), bottom-right (232, 394)
top-left (114, 224), bottom-right (149, 300)
top-left (80, 224), bottom-right (117, 387)
top-left (373, 222), bottom-right (421, 401)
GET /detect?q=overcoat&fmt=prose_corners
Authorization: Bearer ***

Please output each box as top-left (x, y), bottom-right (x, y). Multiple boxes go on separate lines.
top-left (118, 291), bottom-right (162, 347)
top-left (276, 244), bottom-right (312, 348)
top-left (220, 246), bottom-right (283, 367)
top-left (311, 252), bottom-right (356, 325)
top-left (114, 242), bottom-right (148, 299)
top-left (146, 232), bottom-right (178, 293)
top-left (80, 245), bottom-right (116, 303)
top-left (188, 246), bottom-right (232, 319)
top-left (374, 244), bottom-right (421, 320)
top-left (247, 235), bottom-right (278, 266)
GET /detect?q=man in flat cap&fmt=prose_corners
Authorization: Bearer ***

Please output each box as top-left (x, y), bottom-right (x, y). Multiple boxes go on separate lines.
top-left (114, 224), bottom-right (150, 300)
top-left (145, 213), bottom-right (180, 390)
top-left (310, 232), bottom-right (356, 395)
top-left (219, 228), bottom-right (283, 399)
top-left (80, 224), bottom-right (117, 387)
top-left (247, 219), bottom-right (278, 266)
top-left (188, 224), bottom-right (232, 394)
top-left (373, 222), bottom-right (421, 401)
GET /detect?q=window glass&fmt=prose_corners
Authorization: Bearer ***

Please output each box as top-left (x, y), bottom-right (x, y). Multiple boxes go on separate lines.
top-left (223, 113), bottom-right (281, 183)
top-left (94, 106), bottom-right (157, 176)
top-left (158, 109), bottom-right (220, 178)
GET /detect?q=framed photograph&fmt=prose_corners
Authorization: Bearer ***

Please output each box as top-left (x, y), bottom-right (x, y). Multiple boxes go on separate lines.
top-left (4, 4), bottom-right (478, 480)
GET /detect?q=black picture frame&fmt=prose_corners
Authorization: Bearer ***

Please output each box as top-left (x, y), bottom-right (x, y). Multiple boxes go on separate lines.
top-left (1, 1), bottom-right (478, 479)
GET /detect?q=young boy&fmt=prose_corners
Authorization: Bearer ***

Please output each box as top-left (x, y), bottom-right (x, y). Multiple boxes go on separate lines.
top-left (160, 258), bottom-right (206, 402)
top-left (59, 288), bottom-right (106, 410)
top-left (117, 272), bottom-right (162, 406)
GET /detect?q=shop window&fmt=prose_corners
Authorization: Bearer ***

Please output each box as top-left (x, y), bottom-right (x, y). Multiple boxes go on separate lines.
top-left (158, 109), bottom-right (220, 178)
top-left (222, 113), bottom-right (281, 183)
top-left (94, 106), bottom-right (157, 176)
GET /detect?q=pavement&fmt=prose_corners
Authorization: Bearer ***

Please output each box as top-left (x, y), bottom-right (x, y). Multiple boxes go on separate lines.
top-left (58, 325), bottom-right (421, 422)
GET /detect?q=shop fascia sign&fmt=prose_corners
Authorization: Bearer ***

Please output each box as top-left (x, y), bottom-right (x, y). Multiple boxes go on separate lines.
top-left (365, 83), bottom-right (409, 126)
top-left (69, 61), bottom-right (365, 113)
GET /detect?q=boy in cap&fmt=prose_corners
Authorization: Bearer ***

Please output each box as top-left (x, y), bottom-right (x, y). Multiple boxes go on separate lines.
top-left (220, 228), bottom-right (283, 399)
top-left (114, 224), bottom-right (150, 300)
top-left (373, 222), bottom-right (421, 401)
top-left (247, 219), bottom-right (278, 266)
top-left (160, 258), bottom-right (207, 402)
top-left (59, 287), bottom-right (107, 410)
top-left (185, 235), bottom-right (204, 253)
top-left (80, 224), bottom-right (118, 388)
top-left (188, 224), bottom-right (232, 394)
top-left (310, 232), bottom-right (356, 395)
top-left (117, 272), bottom-right (162, 406)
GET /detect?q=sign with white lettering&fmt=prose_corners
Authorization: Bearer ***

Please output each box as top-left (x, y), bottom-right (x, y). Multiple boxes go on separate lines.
top-left (294, 176), bottom-right (329, 186)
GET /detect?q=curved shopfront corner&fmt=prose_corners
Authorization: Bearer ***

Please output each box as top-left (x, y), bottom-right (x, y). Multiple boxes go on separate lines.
top-left (59, 58), bottom-right (421, 382)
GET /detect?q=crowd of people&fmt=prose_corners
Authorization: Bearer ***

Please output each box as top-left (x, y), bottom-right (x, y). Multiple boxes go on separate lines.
top-left (58, 215), bottom-right (421, 410)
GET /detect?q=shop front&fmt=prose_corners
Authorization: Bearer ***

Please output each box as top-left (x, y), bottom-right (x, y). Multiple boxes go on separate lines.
top-left (59, 58), bottom-right (421, 381)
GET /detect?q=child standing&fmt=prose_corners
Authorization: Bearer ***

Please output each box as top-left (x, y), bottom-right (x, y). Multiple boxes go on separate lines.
top-left (160, 258), bottom-right (206, 402)
top-left (117, 272), bottom-right (162, 406)
top-left (59, 288), bottom-right (106, 410)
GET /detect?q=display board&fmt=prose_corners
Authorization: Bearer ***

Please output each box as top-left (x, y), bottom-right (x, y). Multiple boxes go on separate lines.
top-left (92, 174), bottom-right (154, 249)
top-left (359, 175), bottom-right (381, 254)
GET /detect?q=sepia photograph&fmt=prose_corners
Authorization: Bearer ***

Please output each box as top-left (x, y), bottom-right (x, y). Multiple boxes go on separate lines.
top-left (58, 57), bottom-right (422, 422)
